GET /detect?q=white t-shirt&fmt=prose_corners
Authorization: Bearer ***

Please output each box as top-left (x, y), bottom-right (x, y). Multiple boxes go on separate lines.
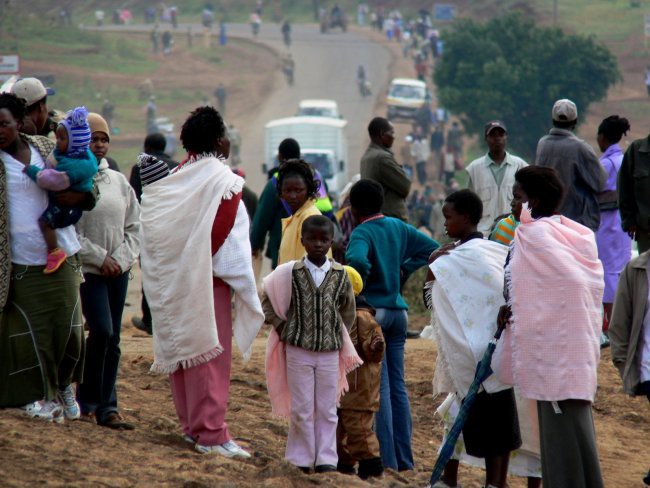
top-left (1, 145), bottom-right (81, 265)
top-left (640, 266), bottom-right (650, 382)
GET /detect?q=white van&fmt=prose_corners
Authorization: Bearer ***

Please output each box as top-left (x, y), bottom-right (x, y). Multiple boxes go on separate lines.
top-left (386, 78), bottom-right (429, 121)
top-left (297, 99), bottom-right (340, 119)
top-left (264, 116), bottom-right (348, 198)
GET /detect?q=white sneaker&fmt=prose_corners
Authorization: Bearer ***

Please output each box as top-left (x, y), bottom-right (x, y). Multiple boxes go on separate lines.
top-left (57, 384), bottom-right (81, 420)
top-left (183, 434), bottom-right (197, 444)
top-left (195, 439), bottom-right (252, 458)
top-left (24, 400), bottom-right (64, 423)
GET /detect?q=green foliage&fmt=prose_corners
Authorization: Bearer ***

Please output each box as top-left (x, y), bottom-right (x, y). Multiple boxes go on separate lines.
top-left (433, 13), bottom-right (621, 158)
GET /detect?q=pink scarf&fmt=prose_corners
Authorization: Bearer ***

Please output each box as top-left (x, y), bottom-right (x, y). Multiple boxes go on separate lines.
top-left (262, 261), bottom-right (363, 418)
top-left (494, 208), bottom-right (604, 402)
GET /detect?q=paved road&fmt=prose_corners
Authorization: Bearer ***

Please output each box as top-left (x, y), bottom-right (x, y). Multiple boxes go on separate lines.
top-left (88, 22), bottom-right (392, 193)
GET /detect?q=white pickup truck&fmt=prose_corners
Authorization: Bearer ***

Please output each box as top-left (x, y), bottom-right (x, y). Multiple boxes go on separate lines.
top-left (264, 115), bottom-right (349, 199)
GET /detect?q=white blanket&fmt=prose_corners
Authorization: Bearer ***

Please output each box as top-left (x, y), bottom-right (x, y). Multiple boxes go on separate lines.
top-left (429, 238), bottom-right (509, 397)
top-left (141, 156), bottom-right (246, 373)
top-left (212, 201), bottom-right (264, 362)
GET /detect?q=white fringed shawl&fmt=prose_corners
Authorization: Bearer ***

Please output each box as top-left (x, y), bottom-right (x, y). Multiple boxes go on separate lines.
top-left (140, 156), bottom-right (244, 373)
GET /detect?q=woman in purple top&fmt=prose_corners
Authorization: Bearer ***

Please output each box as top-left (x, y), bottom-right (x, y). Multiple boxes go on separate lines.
top-left (596, 115), bottom-right (632, 345)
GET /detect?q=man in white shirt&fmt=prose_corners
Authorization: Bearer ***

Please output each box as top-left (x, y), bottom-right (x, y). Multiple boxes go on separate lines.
top-left (410, 128), bottom-right (430, 185)
top-left (466, 121), bottom-right (528, 235)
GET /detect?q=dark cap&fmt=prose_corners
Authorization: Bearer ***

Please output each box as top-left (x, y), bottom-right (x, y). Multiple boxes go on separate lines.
top-left (484, 120), bottom-right (507, 136)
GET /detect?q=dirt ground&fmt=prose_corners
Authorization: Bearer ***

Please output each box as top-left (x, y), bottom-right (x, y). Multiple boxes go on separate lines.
top-left (1, 23), bottom-right (649, 488)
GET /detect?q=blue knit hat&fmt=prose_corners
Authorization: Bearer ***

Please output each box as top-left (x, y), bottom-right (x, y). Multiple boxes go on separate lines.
top-left (59, 106), bottom-right (91, 157)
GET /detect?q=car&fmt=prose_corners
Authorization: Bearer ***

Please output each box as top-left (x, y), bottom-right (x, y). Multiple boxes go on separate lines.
top-left (386, 78), bottom-right (429, 122)
top-left (297, 99), bottom-right (340, 119)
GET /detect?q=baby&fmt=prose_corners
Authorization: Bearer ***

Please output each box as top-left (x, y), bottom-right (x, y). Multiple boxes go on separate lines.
top-left (25, 106), bottom-right (98, 273)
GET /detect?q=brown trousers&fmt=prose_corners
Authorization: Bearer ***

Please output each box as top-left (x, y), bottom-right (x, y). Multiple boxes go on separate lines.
top-left (336, 408), bottom-right (380, 464)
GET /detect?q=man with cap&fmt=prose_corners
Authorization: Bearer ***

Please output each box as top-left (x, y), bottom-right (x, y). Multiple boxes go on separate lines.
top-left (11, 77), bottom-right (55, 136)
top-left (466, 121), bottom-right (528, 236)
top-left (535, 99), bottom-right (606, 232)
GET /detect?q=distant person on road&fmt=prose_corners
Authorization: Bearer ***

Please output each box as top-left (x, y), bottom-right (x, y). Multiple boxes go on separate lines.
top-left (645, 66), bottom-right (650, 97)
top-left (161, 30), bottom-right (173, 55)
top-left (250, 12), bottom-right (261, 36)
top-left (446, 121), bottom-right (463, 158)
top-left (101, 99), bottom-right (114, 130)
top-left (618, 127), bottom-right (650, 255)
top-left (151, 25), bottom-right (160, 53)
top-left (360, 117), bottom-right (411, 222)
top-left (129, 133), bottom-right (178, 336)
top-left (281, 20), bottom-right (291, 47)
top-left (535, 99), bottom-right (606, 232)
top-left (594, 115), bottom-right (632, 345)
top-left (146, 96), bottom-right (157, 134)
top-left (409, 127), bottom-right (430, 186)
top-left (466, 120), bottom-right (528, 236)
top-left (214, 83), bottom-right (226, 114)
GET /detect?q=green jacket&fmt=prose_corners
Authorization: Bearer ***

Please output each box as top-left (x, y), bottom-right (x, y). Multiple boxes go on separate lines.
top-left (609, 251), bottom-right (649, 396)
top-left (250, 179), bottom-right (286, 268)
top-left (360, 143), bottom-right (411, 221)
top-left (618, 135), bottom-right (650, 231)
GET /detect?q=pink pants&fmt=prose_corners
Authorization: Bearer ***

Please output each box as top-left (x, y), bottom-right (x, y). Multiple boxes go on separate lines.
top-left (285, 345), bottom-right (339, 467)
top-left (169, 280), bottom-right (232, 446)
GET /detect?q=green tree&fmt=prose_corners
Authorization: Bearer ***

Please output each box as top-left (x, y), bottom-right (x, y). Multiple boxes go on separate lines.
top-left (433, 13), bottom-right (621, 158)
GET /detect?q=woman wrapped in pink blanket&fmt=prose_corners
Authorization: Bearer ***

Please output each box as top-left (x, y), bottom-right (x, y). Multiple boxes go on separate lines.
top-left (495, 166), bottom-right (605, 488)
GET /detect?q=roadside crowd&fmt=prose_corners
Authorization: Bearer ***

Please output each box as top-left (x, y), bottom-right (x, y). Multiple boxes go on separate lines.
top-left (0, 76), bottom-right (649, 488)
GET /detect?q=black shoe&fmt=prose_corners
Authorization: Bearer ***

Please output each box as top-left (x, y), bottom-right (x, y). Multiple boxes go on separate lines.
top-left (337, 462), bottom-right (356, 475)
top-left (406, 329), bottom-right (420, 339)
top-left (131, 317), bottom-right (152, 335)
top-left (358, 457), bottom-right (384, 479)
top-left (643, 469), bottom-right (650, 485)
top-left (315, 464), bottom-right (337, 473)
top-left (297, 466), bottom-right (311, 474)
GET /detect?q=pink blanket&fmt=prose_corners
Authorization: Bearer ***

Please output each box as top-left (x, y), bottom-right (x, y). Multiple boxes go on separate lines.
top-left (494, 208), bottom-right (604, 402)
top-left (262, 261), bottom-right (363, 418)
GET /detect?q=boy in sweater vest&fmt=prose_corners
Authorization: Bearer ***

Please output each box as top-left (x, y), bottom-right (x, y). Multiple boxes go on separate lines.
top-left (262, 215), bottom-right (356, 473)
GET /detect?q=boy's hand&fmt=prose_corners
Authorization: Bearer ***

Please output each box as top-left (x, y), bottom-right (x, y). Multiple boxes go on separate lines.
top-left (369, 334), bottom-right (384, 353)
top-left (497, 304), bottom-right (512, 329)
top-left (428, 242), bottom-right (456, 264)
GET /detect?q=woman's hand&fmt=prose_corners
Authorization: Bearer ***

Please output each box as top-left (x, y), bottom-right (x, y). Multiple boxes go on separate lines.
top-left (427, 242), bottom-right (456, 264)
top-left (100, 256), bottom-right (122, 277)
top-left (497, 304), bottom-right (512, 329)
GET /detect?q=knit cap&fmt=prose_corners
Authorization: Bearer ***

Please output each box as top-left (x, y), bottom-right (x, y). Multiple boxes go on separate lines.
top-left (343, 265), bottom-right (363, 296)
top-left (59, 106), bottom-right (91, 157)
top-left (138, 153), bottom-right (170, 187)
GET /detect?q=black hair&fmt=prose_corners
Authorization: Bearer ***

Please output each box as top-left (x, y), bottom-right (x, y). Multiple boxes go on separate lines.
top-left (180, 106), bottom-right (225, 153)
top-left (276, 159), bottom-right (320, 199)
top-left (552, 119), bottom-right (576, 130)
top-left (349, 179), bottom-right (384, 217)
top-left (302, 215), bottom-right (334, 237)
top-left (278, 137), bottom-right (300, 161)
top-left (597, 115), bottom-right (630, 144)
top-left (515, 166), bottom-right (565, 218)
top-left (144, 132), bottom-right (167, 152)
top-left (444, 189), bottom-right (483, 225)
top-left (367, 116), bottom-right (391, 139)
top-left (0, 92), bottom-right (26, 122)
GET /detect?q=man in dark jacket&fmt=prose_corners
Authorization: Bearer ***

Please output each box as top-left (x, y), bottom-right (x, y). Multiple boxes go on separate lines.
top-left (618, 135), bottom-right (650, 253)
top-left (130, 133), bottom-right (178, 334)
top-left (535, 99), bottom-right (606, 232)
top-left (360, 117), bottom-right (411, 222)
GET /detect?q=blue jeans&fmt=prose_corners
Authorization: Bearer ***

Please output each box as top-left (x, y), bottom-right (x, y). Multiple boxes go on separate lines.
top-left (374, 308), bottom-right (413, 470)
top-left (77, 272), bottom-right (129, 423)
